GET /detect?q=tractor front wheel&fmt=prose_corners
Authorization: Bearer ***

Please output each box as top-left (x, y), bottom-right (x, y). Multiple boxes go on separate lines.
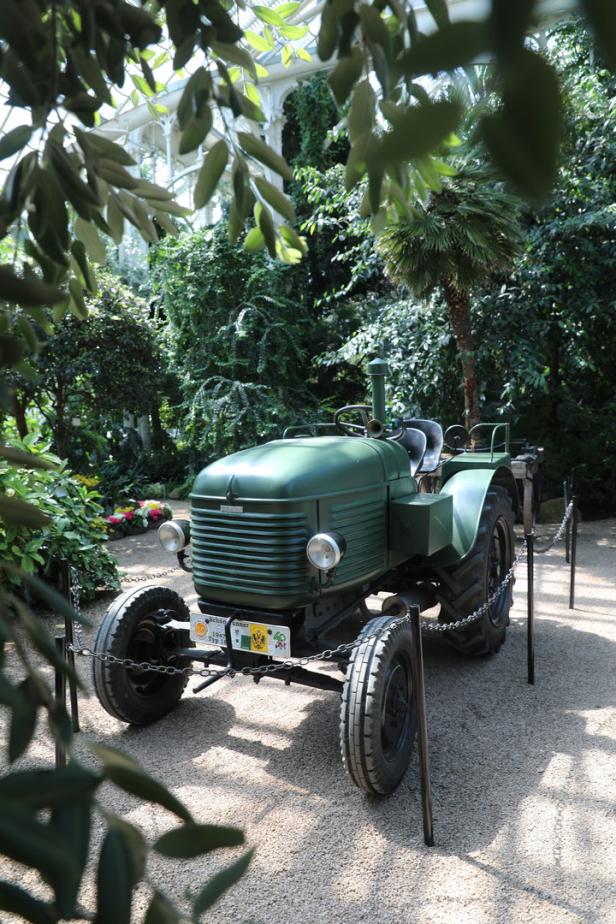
top-left (340, 615), bottom-right (416, 795)
top-left (436, 487), bottom-right (515, 655)
top-left (92, 585), bottom-right (193, 725)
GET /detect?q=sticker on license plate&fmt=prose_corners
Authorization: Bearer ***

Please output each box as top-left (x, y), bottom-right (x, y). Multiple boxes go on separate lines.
top-left (190, 614), bottom-right (291, 658)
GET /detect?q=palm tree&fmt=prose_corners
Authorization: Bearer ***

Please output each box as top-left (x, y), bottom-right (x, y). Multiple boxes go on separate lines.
top-left (377, 164), bottom-right (522, 429)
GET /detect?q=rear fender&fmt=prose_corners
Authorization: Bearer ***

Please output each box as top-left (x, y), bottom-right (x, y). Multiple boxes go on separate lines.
top-left (430, 466), bottom-right (518, 565)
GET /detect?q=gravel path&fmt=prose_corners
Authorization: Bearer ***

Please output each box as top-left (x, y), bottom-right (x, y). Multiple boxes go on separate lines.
top-left (3, 508), bottom-right (616, 923)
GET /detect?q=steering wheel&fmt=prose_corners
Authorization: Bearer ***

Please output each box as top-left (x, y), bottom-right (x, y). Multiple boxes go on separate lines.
top-left (334, 404), bottom-right (372, 436)
top-left (333, 404), bottom-right (405, 441)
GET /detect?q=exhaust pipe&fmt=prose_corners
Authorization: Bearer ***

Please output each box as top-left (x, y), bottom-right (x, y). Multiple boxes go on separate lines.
top-left (381, 585), bottom-right (437, 616)
top-left (366, 417), bottom-right (385, 438)
top-left (367, 358), bottom-right (388, 426)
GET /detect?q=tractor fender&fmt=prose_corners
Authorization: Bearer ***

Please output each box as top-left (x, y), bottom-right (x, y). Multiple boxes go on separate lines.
top-left (435, 466), bottom-right (519, 564)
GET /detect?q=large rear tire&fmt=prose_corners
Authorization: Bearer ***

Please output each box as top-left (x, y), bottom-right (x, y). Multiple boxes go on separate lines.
top-left (436, 487), bottom-right (515, 655)
top-left (340, 615), bottom-right (416, 795)
top-left (92, 586), bottom-right (193, 725)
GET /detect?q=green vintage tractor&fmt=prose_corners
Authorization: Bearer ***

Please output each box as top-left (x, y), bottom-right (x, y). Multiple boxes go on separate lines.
top-left (93, 359), bottom-right (518, 795)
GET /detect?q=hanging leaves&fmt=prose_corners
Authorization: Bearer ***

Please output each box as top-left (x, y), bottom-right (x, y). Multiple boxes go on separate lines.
top-left (581, 0), bottom-right (616, 69)
top-left (194, 140), bottom-right (229, 208)
top-left (480, 50), bottom-right (562, 199)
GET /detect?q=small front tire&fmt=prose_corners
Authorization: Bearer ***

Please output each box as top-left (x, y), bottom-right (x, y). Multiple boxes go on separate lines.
top-left (340, 615), bottom-right (416, 795)
top-left (92, 586), bottom-right (193, 726)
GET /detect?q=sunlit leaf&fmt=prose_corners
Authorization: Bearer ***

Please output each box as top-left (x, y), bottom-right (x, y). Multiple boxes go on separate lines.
top-left (154, 823), bottom-right (244, 858)
top-left (194, 140), bottom-right (229, 209)
top-left (192, 848), bottom-right (254, 917)
top-left (0, 125), bottom-right (32, 161)
top-left (329, 47), bottom-right (364, 105)
top-left (254, 176), bottom-right (296, 222)
top-left (395, 22), bottom-right (489, 77)
top-left (237, 132), bottom-right (293, 181)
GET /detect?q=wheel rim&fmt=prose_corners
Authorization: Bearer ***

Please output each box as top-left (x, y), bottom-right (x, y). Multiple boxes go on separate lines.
top-left (126, 616), bottom-right (182, 697)
top-left (487, 516), bottom-right (511, 627)
top-left (380, 656), bottom-right (412, 760)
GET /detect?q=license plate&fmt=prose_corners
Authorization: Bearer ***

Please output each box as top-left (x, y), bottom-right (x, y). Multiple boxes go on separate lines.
top-left (190, 614), bottom-right (291, 658)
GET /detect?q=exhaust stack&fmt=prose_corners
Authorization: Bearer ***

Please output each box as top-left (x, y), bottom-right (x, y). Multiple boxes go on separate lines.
top-left (367, 357), bottom-right (389, 435)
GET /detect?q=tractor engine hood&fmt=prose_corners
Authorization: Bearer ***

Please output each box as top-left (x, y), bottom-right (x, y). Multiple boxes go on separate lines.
top-left (191, 436), bottom-right (411, 502)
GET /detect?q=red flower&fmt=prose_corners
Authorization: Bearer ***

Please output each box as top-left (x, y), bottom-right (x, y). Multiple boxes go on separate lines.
top-left (124, 510), bottom-right (135, 521)
top-left (107, 516), bottom-right (122, 525)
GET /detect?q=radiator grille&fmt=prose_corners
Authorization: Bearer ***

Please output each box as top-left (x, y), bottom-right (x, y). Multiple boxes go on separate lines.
top-left (191, 506), bottom-right (309, 596)
top-left (329, 498), bottom-right (386, 584)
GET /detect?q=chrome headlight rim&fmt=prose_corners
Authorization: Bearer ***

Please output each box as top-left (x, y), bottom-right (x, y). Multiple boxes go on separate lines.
top-left (158, 519), bottom-right (190, 553)
top-left (306, 531), bottom-right (345, 571)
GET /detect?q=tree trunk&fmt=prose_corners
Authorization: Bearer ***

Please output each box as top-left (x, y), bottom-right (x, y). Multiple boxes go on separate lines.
top-left (151, 404), bottom-right (164, 450)
top-left (12, 393), bottom-right (28, 439)
top-left (547, 320), bottom-right (561, 426)
top-left (442, 278), bottom-right (481, 430)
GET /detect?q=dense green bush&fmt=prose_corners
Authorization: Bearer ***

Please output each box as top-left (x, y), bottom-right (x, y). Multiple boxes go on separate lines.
top-left (8, 271), bottom-right (172, 466)
top-left (151, 223), bottom-right (326, 460)
top-left (0, 435), bottom-right (120, 601)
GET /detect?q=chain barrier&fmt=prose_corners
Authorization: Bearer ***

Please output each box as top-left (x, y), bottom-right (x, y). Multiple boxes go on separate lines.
top-left (120, 566), bottom-right (183, 585)
top-left (66, 502), bottom-right (574, 682)
top-left (532, 501), bottom-right (574, 554)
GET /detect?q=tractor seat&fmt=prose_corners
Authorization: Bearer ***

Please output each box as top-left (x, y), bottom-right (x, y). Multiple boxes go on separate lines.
top-left (397, 427), bottom-right (428, 477)
top-left (401, 418), bottom-right (444, 473)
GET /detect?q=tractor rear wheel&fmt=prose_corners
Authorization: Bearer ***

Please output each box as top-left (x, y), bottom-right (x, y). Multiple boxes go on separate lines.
top-left (436, 487), bottom-right (515, 656)
top-left (340, 615), bottom-right (416, 795)
top-left (92, 586), bottom-right (193, 725)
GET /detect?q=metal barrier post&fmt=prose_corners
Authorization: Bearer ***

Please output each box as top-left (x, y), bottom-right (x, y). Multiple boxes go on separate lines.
top-left (409, 604), bottom-right (434, 847)
top-left (59, 560), bottom-right (80, 732)
top-left (564, 478), bottom-right (571, 563)
top-left (54, 635), bottom-right (67, 769)
top-left (569, 495), bottom-right (578, 610)
top-left (526, 533), bottom-right (535, 685)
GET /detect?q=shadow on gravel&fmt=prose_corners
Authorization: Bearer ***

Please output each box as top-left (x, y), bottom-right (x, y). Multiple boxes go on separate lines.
top-left (76, 604), bottom-right (616, 923)
top-left (87, 613), bottom-right (615, 841)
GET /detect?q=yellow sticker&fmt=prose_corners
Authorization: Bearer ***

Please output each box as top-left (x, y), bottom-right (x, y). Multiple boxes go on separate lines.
top-left (194, 622), bottom-right (207, 638)
top-left (249, 623), bottom-right (268, 653)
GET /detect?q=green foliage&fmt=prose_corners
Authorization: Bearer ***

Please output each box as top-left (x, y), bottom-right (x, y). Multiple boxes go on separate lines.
top-left (0, 434), bottom-right (119, 600)
top-left (151, 223), bottom-right (322, 459)
top-left (297, 164), bottom-right (386, 307)
top-left (377, 164), bottom-right (523, 299)
top-left (376, 159), bottom-right (523, 426)
top-left (326, 294), bottom-right (461, 422)
top-left (283, 73), bottom-right (348, 170)
top-left (472, 20), bottom-right (616, 511)
top-left (11, 271), bottom-right (169, 464)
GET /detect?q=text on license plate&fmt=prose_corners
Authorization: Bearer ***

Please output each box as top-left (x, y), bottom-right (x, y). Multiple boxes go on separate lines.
top-left (190, 614), bottom-right (291, 658)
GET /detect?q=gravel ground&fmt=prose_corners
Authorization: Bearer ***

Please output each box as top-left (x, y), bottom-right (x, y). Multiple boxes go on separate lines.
top-left (3, 507), bottom-right (616, 923)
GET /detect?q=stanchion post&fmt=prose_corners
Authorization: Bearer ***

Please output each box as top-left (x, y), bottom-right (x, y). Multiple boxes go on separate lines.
top-left (408, 604), bottom-right (434, 847)
top-left (564, 477), bottom-right (571, 564)
top-left (59, 559), bottom-right (80, 732)
top-left (54, 635), bottom-right (67, 769)
top-left (569, 495), bottom-right (578, 610)
top-left (526, 533), bottom-right (535, 685)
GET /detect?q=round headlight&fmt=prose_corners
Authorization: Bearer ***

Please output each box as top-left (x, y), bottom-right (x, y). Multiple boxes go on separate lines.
top-left (306, 532), bottom-right (345, 571)
top-left (158, 519), bottom-right (190, 553)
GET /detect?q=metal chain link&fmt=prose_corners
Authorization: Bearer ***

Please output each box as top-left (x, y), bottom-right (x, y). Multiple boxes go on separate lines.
top-left (533, 501), bottom-right (574, 554)
top-left (67, 502), bottom-right (574, 680)
top-left (120, 566), bottom-right (183, 584)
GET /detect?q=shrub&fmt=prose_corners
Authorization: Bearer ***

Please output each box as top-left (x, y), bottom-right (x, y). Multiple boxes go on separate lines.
top-left (0, 436), bottom-right (120, 601)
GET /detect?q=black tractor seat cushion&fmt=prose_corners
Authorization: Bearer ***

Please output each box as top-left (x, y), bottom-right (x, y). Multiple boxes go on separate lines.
top-left (397, 427), bottom-right (428, 477)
